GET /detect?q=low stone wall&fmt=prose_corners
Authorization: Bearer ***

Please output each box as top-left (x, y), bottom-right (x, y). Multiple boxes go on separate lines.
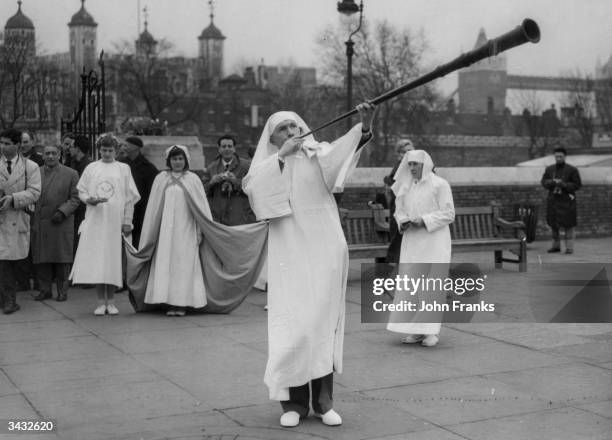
top-left (340, 167), bottom-right (612, 239)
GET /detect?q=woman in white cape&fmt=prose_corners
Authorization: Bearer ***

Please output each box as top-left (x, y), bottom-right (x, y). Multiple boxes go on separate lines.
top-left (387, 149), bottom-right (455, 347)
top-left (141, 145), bottom-right (211, 316)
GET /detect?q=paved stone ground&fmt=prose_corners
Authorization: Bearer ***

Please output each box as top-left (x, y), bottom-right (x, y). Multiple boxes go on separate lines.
top-left (1, 238), bottom-right (611, 440)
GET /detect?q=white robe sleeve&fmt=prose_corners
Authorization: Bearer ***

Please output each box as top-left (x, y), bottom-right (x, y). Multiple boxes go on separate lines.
top-left (394, 189), bottom-right (410, 233)
top-left (422, 178), bottom-right (455, 233)
top-left (76, 163), bottom-right (93, 204)
top-left (242, 152), bottom-right (291, 220)
top-left (316, 123), bottom-right (367, 193)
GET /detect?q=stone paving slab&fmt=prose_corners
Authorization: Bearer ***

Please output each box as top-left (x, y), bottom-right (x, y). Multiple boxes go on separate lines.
top-left (63, 409), bottom-right (232, 440)
top-left (365, 428), bottom-right (467, 440)
top-left (408, 340), bottom-right (568, 376)
top-left (0, 319), bottom-right (91, 343)
top-left (547, 340), bottom-right (612, 363)
top-left (0, 370), bottom-right (18, 397)
top-left (133, 344), bottom-right (269, 409)
top-left (485, 362), bottom-right (612, 404)
top-left (447, 407), bottom-right (612, 440)
top-left (361, 375), bottom-right (560, 426)
top-left (0, 335), bottom-right (120, 366)
top-left (2, 355), bottom-right (159, 394)
top-left (24, 379), bottom-right (210, 433)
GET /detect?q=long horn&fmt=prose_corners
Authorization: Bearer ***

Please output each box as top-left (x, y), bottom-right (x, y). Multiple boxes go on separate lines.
top-left (301, 18), bottom-right (541, 137)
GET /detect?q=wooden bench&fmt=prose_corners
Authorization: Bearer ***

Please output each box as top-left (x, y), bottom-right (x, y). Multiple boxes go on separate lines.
top-left (340, 203), bottom-right (528, 271)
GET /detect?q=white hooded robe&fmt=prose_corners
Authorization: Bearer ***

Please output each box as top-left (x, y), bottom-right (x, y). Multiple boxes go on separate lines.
top-left (243, 112), bottom-right (366, 400)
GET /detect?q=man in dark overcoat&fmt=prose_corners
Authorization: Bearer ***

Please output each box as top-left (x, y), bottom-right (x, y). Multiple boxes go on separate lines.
top-left (31, 145), bottom-right (80, 301)
top-left (541, 147), bottom-right (582, 254)
top-left (122, 136), bottom-right (158, 247)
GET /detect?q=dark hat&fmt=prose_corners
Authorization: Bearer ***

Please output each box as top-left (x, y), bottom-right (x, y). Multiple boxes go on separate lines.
top-left (74, 136), bottom-right (90, 154)
top-left (125, 136), bottom-right (144, 148)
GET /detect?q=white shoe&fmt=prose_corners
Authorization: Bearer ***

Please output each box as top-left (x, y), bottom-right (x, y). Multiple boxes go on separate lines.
top-left (106, 304), bottom-right (119, 315)
top-left (401, 334), bottom-right (424, 344)
top-left (174, 309), bottom-right (186, 316)
top-left (94, 305), bottom-right (106, 316)
top-left (315, 409), bottom-right (342, 426)
top-left (166, 309), bottom-right (176, 316)
top-left (421, 334), bottom-right (439, 347)
top-left (280, 411), bottom-right (300, 427)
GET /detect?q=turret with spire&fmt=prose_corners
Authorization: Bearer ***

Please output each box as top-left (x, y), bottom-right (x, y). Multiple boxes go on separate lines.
top-left (68, 0), bottom-right (98, 76)
top-left (457, 26), bottom-right (508, 115)
top-left (136, 5), bottom-right (158, 58)
top-left (198, 0), bottom-right (226, 89)
top-left (4, 1), bottom-right (36, 57)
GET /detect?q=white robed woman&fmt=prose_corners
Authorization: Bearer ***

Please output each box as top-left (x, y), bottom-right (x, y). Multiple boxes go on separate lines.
top-left (141, 145), bottom-right (210, 316)
top-left (387, 150), bottom-right (455, 347)
top-left (70, 134), bottom-right (140, 315)
top-left (243, 103), bottom-right (376, 428)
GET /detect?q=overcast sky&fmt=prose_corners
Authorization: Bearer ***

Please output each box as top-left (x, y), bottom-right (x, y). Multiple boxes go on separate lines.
top-left (2, 0), bottom-right (611, 98)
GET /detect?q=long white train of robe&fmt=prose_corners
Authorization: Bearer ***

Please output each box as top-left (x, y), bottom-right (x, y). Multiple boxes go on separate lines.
top-left (70, 161), bottom-right (140, 287)
top-left (387, 172), bottom-right (455, 335)
top-left (244, 124), bottom-right (365, 401)
top-left (143, 172), bottom-right (208, 308)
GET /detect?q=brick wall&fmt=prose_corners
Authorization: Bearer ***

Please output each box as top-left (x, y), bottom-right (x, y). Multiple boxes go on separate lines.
top-left (426, 146), bottom-right (529, 167)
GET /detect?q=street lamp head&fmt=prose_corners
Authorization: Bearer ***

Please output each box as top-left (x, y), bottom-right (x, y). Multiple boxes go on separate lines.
top-left (337, 0), bottom-right (360, 15)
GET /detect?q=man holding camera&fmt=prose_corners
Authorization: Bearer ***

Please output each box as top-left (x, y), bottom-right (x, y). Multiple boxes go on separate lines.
top-left (203, 135), bottom-right (255, 226)
top-left (541, 147), bottom-right (582, 254)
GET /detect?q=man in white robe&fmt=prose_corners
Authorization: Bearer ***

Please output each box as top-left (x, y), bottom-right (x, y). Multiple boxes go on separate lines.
top-left (387, 150), bottom-right (455, 347)
top-left (243, 103), bottom-right (376, 428)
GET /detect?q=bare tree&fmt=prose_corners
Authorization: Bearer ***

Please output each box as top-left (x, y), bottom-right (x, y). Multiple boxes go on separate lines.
top-left (0, 36), bottom-right (65, 130)
top-left (316, 19), bottom-right (438, 165)
top-left (0, 34), bottom-right (33, 128)
top-left (511, 89), bottom-right (560, 158)
top-left (109, 39), bottom-right (202, 129)
top-left (563, 70), bottom-right (596, 148)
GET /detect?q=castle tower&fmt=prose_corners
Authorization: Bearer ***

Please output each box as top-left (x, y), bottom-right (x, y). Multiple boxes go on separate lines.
top-left (136, 6), bottom-right (157, 58)
top-left (68, 0), bottom-right (98, 75)
top-left (4, 1), bottom-right (36, 58)
top-left (198, 0), bottom-right (225, 89)
top-left (458, 28), bottom-right (508, 114)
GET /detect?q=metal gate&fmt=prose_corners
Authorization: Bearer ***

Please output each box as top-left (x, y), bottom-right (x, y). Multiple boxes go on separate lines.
top-left (61, 52), bottom-right (106, 159)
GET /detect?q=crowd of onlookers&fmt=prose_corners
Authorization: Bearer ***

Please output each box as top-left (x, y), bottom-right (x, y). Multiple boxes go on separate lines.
top-left (0, 128), bottom-right (257, 315)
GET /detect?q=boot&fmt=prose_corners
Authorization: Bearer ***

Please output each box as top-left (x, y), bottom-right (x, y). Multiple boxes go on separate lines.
top-left (3, 291), bottom-right (20, 314)
top-left (34, 290), bottom-right (52, 301)
top-left (56, 281), bottom-right (69, 302)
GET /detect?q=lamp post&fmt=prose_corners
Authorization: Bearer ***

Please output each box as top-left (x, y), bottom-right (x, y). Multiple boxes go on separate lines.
top-left (337, 0), bottom-right (364, 130)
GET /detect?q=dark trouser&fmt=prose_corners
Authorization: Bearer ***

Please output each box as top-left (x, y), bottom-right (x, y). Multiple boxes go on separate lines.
top-left (0, 259), bottom-right (19, 310)
top-left (14, 251), bottom-right (36, 290)
top-left (552, 227), bottom-right (575, 250)
top-left (280, 373), bottom-right (334, 417)
top-left (36, 263), bottom-right (71, 297)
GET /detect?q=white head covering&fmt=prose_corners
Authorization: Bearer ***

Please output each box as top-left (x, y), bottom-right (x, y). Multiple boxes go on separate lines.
top-left (249, 111), bottom-right (318, 169)
top-left (391, 149), bottom-right (435, 196)
top-left (165, 144), bottom-right (191, 169)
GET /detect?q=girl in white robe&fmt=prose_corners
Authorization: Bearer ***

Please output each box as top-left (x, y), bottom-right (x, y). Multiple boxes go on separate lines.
top-left (386, 150), bottom-right (455, 347)
top-left (70, 134), bottom-right (140, 315)
top-left (142, 145), bottom-right (210, 316)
